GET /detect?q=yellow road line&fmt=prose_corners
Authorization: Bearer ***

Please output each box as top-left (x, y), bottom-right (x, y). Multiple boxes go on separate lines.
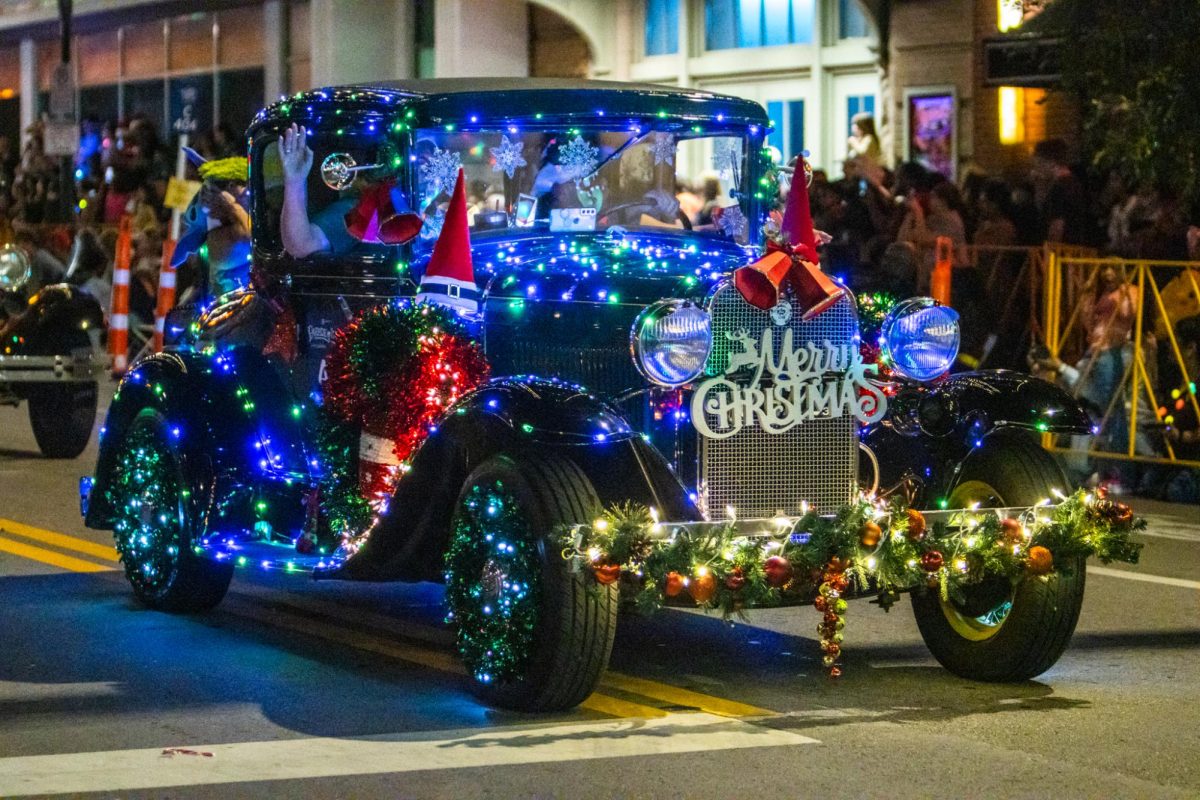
top-left (579, 691), bottom-right (669, 718)
top-left (601, 672), bottom-right (774, 718)
top-left (0, 519), bottom-right (120, 562)
top-left (222, 600), bottom-right (669, 719)
top-left (0, 519), bottom-right (771, 720)
top-left (0, 536), bottom-right (117, 573)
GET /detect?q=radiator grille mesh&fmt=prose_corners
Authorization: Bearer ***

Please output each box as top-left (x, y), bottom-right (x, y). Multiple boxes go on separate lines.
top-left (699, 284), bottom-right (859, 517)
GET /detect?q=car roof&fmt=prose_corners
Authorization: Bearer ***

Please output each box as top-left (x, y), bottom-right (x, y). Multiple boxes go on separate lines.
top-left (250, 78), bottom-right (770, 135)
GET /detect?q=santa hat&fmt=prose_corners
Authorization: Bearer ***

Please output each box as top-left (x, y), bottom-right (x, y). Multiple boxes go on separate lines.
top-left (416, 169), bottom-right (478, 315)
top-left (780, 155), bottom-right (820, 265)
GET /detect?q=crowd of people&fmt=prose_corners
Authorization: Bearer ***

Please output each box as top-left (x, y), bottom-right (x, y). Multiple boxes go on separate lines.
top-left (2, 111), bottom-right (1199, 501)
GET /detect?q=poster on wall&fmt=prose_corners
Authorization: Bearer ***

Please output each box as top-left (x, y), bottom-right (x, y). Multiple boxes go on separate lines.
top-left (904, 88), bottom-right (956, 181)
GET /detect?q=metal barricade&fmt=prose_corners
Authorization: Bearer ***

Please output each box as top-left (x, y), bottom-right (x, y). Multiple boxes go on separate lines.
top-left (1039, 253), bottom-right (1200, 470)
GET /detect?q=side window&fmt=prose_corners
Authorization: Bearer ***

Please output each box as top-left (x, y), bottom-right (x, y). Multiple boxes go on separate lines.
top-left (257, 129), bottom-right (409, 259)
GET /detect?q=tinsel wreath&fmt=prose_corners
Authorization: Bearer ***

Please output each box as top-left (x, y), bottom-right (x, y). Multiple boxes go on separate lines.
top-left (564, 490), bottom-right (1143, 677)
top-left (316, 301), bottom-right (490, 539)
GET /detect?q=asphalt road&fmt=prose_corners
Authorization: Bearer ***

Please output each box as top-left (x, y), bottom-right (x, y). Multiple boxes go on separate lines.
top-left (1, 393), bottom-right (1199, 799)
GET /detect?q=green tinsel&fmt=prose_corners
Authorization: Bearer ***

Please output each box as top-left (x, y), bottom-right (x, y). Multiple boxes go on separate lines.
top-left (443, 481), bottom-right (541, 684)
top-left (314, 411), bottom-right (372, 541)
top-left (106, 422), bottom-right (184, 595)
top-left (856, 291), bottom-right (898, 345)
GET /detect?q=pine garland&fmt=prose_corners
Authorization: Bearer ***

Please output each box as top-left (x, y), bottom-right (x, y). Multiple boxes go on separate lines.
top-left (564, 490), bottom-right (1144, 675)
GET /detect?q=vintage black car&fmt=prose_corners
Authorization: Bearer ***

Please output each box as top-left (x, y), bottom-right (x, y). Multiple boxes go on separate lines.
top-left (1, 244), bottom-right (103, 457)
top-left (81, 79), bottom-right (1096, 712)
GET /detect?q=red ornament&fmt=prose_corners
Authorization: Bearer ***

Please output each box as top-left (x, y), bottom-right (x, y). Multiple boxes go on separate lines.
top-left (763, 555), bottom-right (793, 587)
top-left (829, 666), bottom-right (842, 678)
top-left (920, 550), bottom-right (944, 573)
top-left (906, 509), bottom-right (927, 541)
top-left (724, 567), bottom-right (746, 591)
top-left (593, 562), bottom-right (621, 585)
top-left (1000, 517), bottom-right (1025, 545)
top-left (663, 571), bottom-right (686, 597)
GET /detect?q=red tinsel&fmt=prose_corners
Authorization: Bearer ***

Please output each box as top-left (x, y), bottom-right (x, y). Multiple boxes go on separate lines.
top-left (382, 331), bottom-right (490, 464)
top-left (320, 303), bottom-right (490, 473)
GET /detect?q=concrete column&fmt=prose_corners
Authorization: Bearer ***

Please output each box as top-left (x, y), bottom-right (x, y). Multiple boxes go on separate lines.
top-left (434, 0), bottom-right (528, 78)
top-left (677, 0), bottom-right (691, 87)
top-left (612, 0), bottom-right (634, 80)
top-left (19, 37), bottom-right (35, 146)
top-left (309, 0), bottom-right (412, 87)
top-left (263, 0), bottom-right (286, 102)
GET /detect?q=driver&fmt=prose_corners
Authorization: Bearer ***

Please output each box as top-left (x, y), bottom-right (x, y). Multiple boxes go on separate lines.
top-left (279, 123), bottom-right (345, 258)
top-left (278, 124), bottom-right (418, 258)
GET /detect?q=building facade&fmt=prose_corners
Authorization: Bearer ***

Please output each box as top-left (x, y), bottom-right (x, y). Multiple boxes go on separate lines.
top-left (0, 0), bottom-right (1072, 179)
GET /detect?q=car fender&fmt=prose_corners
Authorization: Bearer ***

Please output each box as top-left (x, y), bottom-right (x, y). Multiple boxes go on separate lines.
top-left (85, 346), bottom-right (310, 536)
top-left (920, 370), bottom-right (1093, 438)
top-left (9, 284), bottom-right (103, 355)
top-left (324, 376), bottom-right (699, 583)
top-left (863, 370), bottom-right (1089, 508)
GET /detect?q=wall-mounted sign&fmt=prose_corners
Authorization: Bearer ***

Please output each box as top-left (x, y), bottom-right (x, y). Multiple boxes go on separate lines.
top-left (983, 36), bottom-right (1062, 88)
top-left (903, 87), bottom-right (957, 181)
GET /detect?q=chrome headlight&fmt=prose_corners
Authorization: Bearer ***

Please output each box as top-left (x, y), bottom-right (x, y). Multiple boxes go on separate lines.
top-left (879, 297), bottom-right (960, 381)
top-left (0, 245), bottom-right (31, 292)
top-left (631, 300), bottom-right (712, 387)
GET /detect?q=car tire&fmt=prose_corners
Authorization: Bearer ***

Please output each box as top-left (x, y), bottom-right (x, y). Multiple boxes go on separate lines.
top-left (911, 429), bottom-right (1086, 682)
top-left (107, 409), bottom-right (233, 612)
top-left (446, 452), bottom-right (617, 712)
top-left (28, 381), bottom-right (98, 458)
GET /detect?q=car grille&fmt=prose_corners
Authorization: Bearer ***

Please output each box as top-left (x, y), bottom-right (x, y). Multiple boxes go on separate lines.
top-left (699, 283), bottom-right (859, 517)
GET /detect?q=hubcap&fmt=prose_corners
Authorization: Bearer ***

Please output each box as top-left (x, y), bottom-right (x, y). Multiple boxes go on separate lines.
top-left (938, 479), bottom-right (1014, 641)
top-left (108, 421), bottom-right (184, 597)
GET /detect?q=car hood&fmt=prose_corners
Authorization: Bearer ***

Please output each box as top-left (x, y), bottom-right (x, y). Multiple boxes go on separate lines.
top-left (449, 230), bottom-right (755, 306)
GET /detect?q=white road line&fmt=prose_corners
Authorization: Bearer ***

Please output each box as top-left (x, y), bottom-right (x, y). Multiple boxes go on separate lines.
top-left (0, 713), bottom-right (816, 796)
top-left (1088, 566), bottom-right (1200, 591)
top-left (1138, 515), bottom-right (1200, 542)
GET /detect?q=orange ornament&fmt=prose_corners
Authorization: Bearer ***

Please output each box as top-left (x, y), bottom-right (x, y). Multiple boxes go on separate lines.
top-left (689, 570), bottom-right (717, 603)
top-left (663, 571), bottom-right (686, 597)
top-left (593, 562), bottom-right (621, 585)
top-left (860, 520), bottom-right (882, 548)
top-left (1026, 546), bottom-right (1054, 575)
top-left (905, 509), bottom-right (927, 540)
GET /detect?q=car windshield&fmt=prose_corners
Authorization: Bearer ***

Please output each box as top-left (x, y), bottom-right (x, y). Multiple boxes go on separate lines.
top-left (412, 128), bottom-right (751, 248)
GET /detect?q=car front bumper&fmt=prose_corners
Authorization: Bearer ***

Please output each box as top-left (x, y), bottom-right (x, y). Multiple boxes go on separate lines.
top-left (0, 353), bottom-right (100, 383)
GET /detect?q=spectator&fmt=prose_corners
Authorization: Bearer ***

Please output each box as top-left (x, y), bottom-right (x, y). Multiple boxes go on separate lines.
top-left (697, 176), bottom-right (723, 226)
top-left (973, 179), bottom-right (1018, 247)
top-left (1032, 138), bottom-right (1090, 245)
top-left (897, 180), bottom-right (968, 291)
top-left (11, 228), bottom-right (66, 286)
top-left (846, 113), bottom-right (882, 164)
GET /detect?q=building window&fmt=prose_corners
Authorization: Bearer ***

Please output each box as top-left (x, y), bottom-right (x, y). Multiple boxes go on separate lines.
top-left (766, 98), bottom-right (805, 160)
top-left (645, 0), bottom-right (680, 55)
top-left (846, 93), bottom-right (875, 135)
top-left (838, 0), bottom-right (869, 39)
top-left (704, 0), bottom-right (815, 50)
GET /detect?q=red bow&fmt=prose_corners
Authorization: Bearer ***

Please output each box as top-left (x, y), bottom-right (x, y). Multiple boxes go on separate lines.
top-left (733, 239), bottom-right (845, 319)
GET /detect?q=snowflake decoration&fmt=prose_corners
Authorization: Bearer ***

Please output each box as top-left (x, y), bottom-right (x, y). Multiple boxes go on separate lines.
top-left (420, 146), bottom-right (461, 197)
top-left (649, 133), bottom-right (676, 166)
top-left (489, 135), bottom-right (527, 178)
top-left (716, 204), bottom-right (747, 240)
top-left (419, 207), bottom-right (446, 241)
top-left (558, 135), bottom-right (599, 182)
top-left (713, 139), bottom-right (743, 177)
